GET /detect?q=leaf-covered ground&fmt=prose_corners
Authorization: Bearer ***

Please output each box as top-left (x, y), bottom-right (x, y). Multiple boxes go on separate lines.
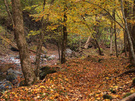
top-left (1, 55), bottom-right (135, 101)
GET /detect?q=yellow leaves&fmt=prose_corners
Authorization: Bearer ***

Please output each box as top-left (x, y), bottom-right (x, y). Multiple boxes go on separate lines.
top-left (59, 74), bottom-right (62, 77)
top-left (65, 78), bottom-right (69, 81)
top-left (110, 94), bottom-right (120, 98)
top-left (39, 85), bottom-right (46, 89)
top-left (130, 89), bottom-right (135, 93)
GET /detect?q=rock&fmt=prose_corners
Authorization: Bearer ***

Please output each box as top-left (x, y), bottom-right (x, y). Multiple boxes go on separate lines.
top-left (15, 55), bottom-right (20, 59)
top-left (6, 69), bottom-right (22, 86)
top-left (0, 80), bottom-right (12, 91)
top-left (66, 48), bottom-right (72, 54)
top-left (41, 54), bottom-right (47, 58)
top-left (6, 73), bottom-right (18, 85)
top-left (10, 57), bottom-right (20, 64)
top-left (66, 48), bottom-right (72, 57)
top-left (0, 64), bottom-right (15, 73)
top-left (10, 47), bottom-right (19, 52)
top-left (7, 68), bottom-right (22, 76)
top-left (48, 55), bottom-right (56, 60)
top-left (103, 94), bottom-right (113, 100)
top-left (39, 66), bottom-right (60, 80)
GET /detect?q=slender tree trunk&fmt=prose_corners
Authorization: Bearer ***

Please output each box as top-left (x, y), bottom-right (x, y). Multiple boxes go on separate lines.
top-left (123, 1), bottom-right (129, 57)
top-left (84, 36), bottom-right (91, 49)
top-left (94, 38), bottom-right (102, 55)
top-left (130, 0), bottom-right (135, 62)
top-left (81, 14), bottom-right (103, 55)
top-left (113, 9), bottom-right (118, 57)
top-left (35, 0), bottom-right (46, 80)
top-left (110, 21), bottom-right (113, 56)
top-left (79, 35), bottom-right (81, 52)
top-left (57, 41), bottom-right (61, 60)
top-left (121, 0), bottom-right (135, 66)
top-left (4, 0), bottom-right (14, 26)
top-left (11, 0), bottom-right (36, 85)
top-left (124, 30), bottom-right (128, 57)
top-left (61, 2), bottom-right (67, 64)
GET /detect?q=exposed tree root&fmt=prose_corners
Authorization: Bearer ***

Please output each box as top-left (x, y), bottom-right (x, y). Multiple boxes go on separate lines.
top-left (121, 93), bottom-right (135, 101)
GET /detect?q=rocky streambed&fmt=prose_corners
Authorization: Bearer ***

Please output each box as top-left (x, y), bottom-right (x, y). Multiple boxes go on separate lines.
top-left (0, 48), bottom-right (75, 95)
top-left (0, 53), bottom-right (59, 93)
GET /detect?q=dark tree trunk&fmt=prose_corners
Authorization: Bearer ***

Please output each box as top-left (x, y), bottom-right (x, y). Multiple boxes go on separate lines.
top-left (113, 9), bottom-right (118, 57)
top-left (35, 0), bottom-right (46, 80)
top-left (121, 0), bottom-right (135, 66)
top-left (130, 0), bottom-right (135, 65)
top-left (4, 0), bottom-right (14, 26)
top-left (110, 21), bottom-right (113, 55)
top-left (61, 4), bottom-right (67, 64)
top-left (94, 38), bottom-right (102, 55)
top-left (124, 30), bottom-right (128, 57)
top-left (57, 41), bottom-right (61, 60)
top-left (11, 0), bottom-right (36, 85)
top-left (124, 1), bottom-right (131, 56)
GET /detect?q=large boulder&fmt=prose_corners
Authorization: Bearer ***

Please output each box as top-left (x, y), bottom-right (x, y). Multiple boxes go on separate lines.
top-left (6, 73), bottom-right (18, 85)
top-left (6, 69), bottom-right (22, 86)
top-left (0, 63), bottom-right (15, 73)
top-left (48, 55), bottom-right (56, 60)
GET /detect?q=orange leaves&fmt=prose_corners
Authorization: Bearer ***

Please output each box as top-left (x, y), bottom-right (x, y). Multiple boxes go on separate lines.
top-left (1, 56), bottom-right (135, 100)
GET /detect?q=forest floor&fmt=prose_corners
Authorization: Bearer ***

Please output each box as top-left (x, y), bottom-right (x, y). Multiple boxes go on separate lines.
top-left (0, 47), bottom-right (135, 101)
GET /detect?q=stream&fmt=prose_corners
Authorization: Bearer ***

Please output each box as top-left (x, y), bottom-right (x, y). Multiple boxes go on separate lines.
top-left (0, 53), bottom-right (59, 92)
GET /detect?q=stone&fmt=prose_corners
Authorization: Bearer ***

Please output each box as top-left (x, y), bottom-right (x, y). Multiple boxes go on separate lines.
top-left (39, 66), bottom-right (60, 80)
top-left (6, 73), bottom-right (18, 85)
top-left (0, 64), bottom-right (15, 73)
top-left (48, 55), bottom-right (56, 60)
top-left (0, 80), bottom-right (12, 91)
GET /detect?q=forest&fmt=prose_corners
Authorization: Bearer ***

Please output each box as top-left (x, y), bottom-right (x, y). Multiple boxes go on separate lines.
top-left (0, 0), bottom-right (135, 100)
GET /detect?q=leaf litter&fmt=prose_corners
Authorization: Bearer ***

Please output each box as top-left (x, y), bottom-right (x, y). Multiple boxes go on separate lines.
top-left (0, 56), bottom-right (135, 101)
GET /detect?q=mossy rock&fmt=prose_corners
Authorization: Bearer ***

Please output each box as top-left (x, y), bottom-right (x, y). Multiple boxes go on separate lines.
top-left (6, 73), bottom-right (18, 85)
top-left (39, 66), bottom-right (60, 80)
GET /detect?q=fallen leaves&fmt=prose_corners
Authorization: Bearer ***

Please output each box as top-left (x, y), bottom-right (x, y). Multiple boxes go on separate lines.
top-left (0, 56), bottom-right (135, 100)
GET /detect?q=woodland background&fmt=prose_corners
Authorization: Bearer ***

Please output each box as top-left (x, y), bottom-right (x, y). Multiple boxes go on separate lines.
top-left (0, 0), bottom-right (135, 100)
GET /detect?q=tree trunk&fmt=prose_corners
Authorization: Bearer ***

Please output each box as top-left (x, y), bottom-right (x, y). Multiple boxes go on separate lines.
top-left (57, 41), bottom-right (61, 60)
top-left (35, 0), bottom-right (46, 80)
top-left (84, 36), bottom-right (91, 49)
top-left (123, 2), bottom-right (129, 57)
top-left (121, 0), bottom-right (135, 66)
top-left (113, 9), bottom-right (118, 57)
top-left (79, 35), bottom-right (82, 52)
top-left (110, 21), bottom-right (113, 56)
top-left (61, 2), bottom-right (67, 64)
top-left (130, 0), bottom-right (135, 65)
top-left (11, 0), bottom-right (36, 85)
top-left (4, 0), bottom-right (14, 26)
top-left (124, 30), bottom-right (128, 57)
top-left (94, 38), bottom-right (103, 55)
